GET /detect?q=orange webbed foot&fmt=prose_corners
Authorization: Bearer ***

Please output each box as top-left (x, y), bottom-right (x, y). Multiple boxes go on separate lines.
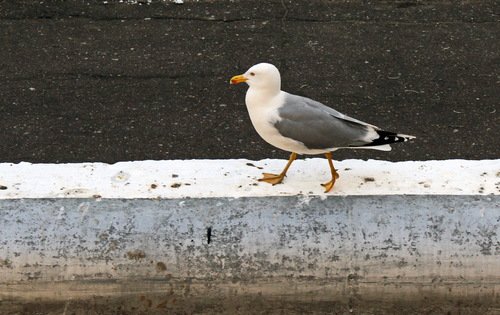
top-left (258, 173), bottom-right (286, 185)
top-left (321, 170), bottom-right (340, 193)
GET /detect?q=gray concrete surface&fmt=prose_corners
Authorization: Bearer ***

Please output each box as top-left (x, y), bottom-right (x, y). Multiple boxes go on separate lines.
top-left (1, 0), bottom-right (499, 163)
top-left (1, 196), bottom-right (499, 314)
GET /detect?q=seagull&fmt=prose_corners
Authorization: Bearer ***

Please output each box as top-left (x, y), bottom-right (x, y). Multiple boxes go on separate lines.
top-left (230, 63), bottom-right (415, 192)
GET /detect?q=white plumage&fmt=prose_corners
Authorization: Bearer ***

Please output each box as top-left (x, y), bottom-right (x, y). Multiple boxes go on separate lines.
top-left (230, 62), bottom-right (415, 192)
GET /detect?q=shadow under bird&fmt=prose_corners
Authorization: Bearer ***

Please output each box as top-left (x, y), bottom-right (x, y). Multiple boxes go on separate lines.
top-left (230, 63), bottom-right (415, 192)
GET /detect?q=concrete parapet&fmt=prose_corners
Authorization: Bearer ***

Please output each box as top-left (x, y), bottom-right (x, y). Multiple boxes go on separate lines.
top-left (0, 159), bottom-right (499, 313)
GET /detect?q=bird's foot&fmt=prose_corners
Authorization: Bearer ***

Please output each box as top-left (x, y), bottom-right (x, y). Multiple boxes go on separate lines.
top-left (321, 180), bottom-right (336, 193)
top-left (321, 171), bottom-right (340, 193)
top-left (258, 173), bottom-right (285, 185)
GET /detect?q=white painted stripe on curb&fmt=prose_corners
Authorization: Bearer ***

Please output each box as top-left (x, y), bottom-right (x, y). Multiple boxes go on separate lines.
top-left (0, 159), bottom-right (498, 199)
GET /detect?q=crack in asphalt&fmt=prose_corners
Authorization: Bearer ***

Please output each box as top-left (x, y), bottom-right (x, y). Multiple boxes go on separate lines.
top-left (0, 72), bottom-right (216, 82)
top-left (1, 16), bottom-right (498, 24)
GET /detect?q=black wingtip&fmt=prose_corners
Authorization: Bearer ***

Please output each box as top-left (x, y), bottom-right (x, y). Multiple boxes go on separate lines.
top-left (363, 130), bottom-right (416, 147)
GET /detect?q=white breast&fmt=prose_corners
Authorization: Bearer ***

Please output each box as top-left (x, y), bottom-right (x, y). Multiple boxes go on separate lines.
top-left (245, 90), bottom-right (311, 154)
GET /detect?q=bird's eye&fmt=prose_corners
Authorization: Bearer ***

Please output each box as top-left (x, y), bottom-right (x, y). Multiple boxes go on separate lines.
top-left (250, 72), bottom-right (255, 76)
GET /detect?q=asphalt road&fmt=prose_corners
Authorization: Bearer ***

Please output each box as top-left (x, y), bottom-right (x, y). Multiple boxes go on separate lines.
top-left (1, 0), bottom-right (499, 163)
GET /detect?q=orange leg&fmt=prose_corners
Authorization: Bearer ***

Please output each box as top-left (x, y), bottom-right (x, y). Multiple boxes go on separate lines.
top-left (321, 152), bottom-right (340, 192)
top-left (258, 152), bottom-right (297, 185)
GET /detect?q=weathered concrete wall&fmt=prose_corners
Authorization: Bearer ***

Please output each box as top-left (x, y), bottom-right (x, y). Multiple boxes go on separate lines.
top-left (1, 195), bottom-right (499, 314)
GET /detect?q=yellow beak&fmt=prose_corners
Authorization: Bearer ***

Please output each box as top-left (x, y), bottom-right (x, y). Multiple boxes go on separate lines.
top-left (230, 74), bottom-right (248, 85)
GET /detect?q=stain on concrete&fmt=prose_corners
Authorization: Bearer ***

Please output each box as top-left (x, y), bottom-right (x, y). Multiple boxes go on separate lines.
top-left (156, 298), bottom-right (169, 309)
top-left (111, 171), bottom-right (130, 183)
top-left (0, 258), bottom-right (13, 268)
top-left (156, 262), bottom-right (167, 272)
top-left (246, 162), bottom-right (263, 169)
top-left (62, 188), bottom-right (94, 197)
top-left (426, 215), bottom-right (445, 242)
top-left (476, 226), bottom-right (497, 255)
top-left (3, 288), bottom-right (496, 315)
top-left (139, 295), bottom-right (153, 308)
top-left (126, 250), bottom-right (146, 261)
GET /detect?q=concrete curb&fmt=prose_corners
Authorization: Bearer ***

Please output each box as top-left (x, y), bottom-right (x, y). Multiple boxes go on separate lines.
top-left (1, 159), bottom-right (499, 313)
top-left (1, 195), bottom-right (499, 313)
top-left (1, 159), bottom-right (499, 198)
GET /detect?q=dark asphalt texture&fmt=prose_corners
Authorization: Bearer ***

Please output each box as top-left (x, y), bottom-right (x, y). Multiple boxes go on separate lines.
top-left (1, 1), bottom-right (499, 163)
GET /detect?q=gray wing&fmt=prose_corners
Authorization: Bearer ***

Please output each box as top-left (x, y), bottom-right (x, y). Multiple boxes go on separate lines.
top-left (275, 93), bottom-right (377, 150)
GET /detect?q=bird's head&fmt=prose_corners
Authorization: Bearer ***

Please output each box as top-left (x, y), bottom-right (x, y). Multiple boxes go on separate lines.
top-left (230, 63), bottom-right (281, 92)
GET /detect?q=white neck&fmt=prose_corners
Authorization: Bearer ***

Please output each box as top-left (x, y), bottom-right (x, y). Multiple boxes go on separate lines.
top-left (246, 87), bottom-right (281, 108)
